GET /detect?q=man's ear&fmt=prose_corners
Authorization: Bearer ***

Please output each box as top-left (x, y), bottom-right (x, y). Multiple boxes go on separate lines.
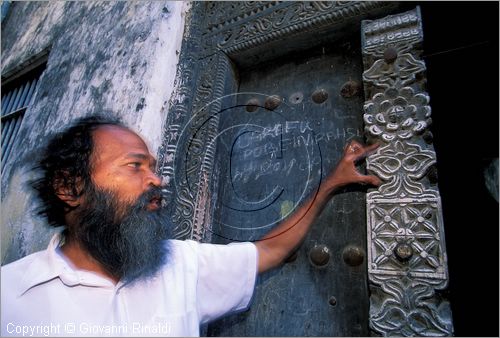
top-left (53, 175), bottom-right (83, 208)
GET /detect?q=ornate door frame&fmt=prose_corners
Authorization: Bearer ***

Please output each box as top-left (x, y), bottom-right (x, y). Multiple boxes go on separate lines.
top-left (361, 7), bottom-right (453, 335)
top-left (158, 2), bottom-right (453, 335)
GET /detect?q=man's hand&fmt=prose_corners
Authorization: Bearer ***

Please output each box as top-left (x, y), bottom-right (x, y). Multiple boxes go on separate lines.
top-left (324, 140), bottom-right (382, 193)
top-left (255, 140), bottom-right (382, 273)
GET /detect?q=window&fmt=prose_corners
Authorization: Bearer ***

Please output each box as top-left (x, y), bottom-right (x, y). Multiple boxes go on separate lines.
top-left (1, 62), bottom-right (46, 172)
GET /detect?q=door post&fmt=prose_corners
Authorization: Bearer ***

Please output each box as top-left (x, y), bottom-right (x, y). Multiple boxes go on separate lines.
top-left (361, 7), bottom-right (454, 336)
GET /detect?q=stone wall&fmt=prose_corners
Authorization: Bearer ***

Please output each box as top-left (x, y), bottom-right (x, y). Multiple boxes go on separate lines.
top-left (1, 1), bottom-right (189, 264)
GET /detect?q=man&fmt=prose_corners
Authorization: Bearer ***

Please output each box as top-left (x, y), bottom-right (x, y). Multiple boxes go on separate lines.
top-left (1, 115), bottom-right (380, 337)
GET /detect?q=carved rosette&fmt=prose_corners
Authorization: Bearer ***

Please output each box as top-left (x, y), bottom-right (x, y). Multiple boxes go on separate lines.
top-left (363, 88), bottom-right (432, 142)
top-left (361, 7), bottom-right (453, 336)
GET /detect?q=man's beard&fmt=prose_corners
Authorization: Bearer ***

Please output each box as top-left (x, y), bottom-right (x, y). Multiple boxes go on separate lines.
top-left (71, 184), bottom-right (172, 285)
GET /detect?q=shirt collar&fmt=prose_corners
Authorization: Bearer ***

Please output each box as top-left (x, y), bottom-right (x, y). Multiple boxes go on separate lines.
top-left (18, 231), bottom-right (115, 296)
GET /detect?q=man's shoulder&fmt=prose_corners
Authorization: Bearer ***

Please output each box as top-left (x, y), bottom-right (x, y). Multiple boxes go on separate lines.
top-left (165, 239), bottom-right (194, 252)
top-left (164, 239), bottom-right (256, 266)
top-left (165, 239), bottom-right (255, 257)
top-left (164, 239), bottom-right (200, 264)
top-left (166, 239), bottom-right (256, 251)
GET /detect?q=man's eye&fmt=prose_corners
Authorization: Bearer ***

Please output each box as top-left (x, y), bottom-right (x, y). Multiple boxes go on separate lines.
top-left (127, 162), bottom-right (141, 169)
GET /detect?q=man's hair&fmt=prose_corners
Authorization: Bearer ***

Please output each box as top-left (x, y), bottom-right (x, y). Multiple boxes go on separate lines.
top-left (30, 114), bottom-right (125, 227)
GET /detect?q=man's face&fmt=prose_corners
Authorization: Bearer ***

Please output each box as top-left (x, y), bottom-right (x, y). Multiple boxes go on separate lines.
top-left (90, 125), bottom-right (163, 211)
top-left (68, 125), bottom-right (172, 284)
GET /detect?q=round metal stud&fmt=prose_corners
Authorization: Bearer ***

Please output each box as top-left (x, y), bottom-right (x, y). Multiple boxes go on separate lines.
top-left (423, 130), bottom-right (434, 144)
top-left (309, 244), bottom-right (330, 267)
top-left (312, 89), bottom-right (328, 104)
top-left (340, 80), bottom-right (360, 98)
top-left (384, 47), bottom-right (398, 63)
top-left (394, 243), bottom-right (413, 262)
top-left (328, 296), bottom-right (337, 307)
top-left (264, 95), bottom-right (282, 110)
top-left (342, 246), bottom-right (365, 267)
top-left (245, 98), bottom-right (260, 112)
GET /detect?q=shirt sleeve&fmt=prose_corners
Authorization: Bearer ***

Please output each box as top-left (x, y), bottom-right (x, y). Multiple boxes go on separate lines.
top-left (194, 241), bottom-right (258, 324)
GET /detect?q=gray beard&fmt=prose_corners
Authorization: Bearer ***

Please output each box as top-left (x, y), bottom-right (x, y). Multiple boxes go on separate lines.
top-left (71, 185), bottom-right (172, 285)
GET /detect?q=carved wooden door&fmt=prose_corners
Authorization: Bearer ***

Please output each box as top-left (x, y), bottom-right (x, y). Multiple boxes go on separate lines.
top-left (208, 35), bottom-right (369, 337)
top-left (158, 2), bottom-right (453, 336)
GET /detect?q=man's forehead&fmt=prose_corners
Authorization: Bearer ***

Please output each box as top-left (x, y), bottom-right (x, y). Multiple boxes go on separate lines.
top-left (92, 125), bottom-right (152, 158)
top-left (94, 125), bottom-right (142, 142)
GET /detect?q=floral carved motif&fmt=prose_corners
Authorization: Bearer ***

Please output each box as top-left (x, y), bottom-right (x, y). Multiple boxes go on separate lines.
top-left (369, 275), bottom-right (453, 336)
top-left (363, 53), bottom-right (425, 89)
top-left (367, 141), bottom-right (436, 198)
top-left (363, 87), bottom-right (432, 142)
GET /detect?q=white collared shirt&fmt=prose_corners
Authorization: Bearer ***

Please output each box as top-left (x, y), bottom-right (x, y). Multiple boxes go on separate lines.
top-left (1, 233), bottom-right (257, 337)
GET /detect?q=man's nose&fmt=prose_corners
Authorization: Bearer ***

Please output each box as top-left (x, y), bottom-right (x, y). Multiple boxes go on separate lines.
top-left (146, 170), bottom-right (163, 187)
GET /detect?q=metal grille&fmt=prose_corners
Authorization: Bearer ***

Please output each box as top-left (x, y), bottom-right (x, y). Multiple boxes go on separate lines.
top-left (1, 75), bottom-right (39, 172)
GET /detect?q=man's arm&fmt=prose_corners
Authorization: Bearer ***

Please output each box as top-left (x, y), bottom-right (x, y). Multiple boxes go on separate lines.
top-left (254, 140), bottom-right (381, 274)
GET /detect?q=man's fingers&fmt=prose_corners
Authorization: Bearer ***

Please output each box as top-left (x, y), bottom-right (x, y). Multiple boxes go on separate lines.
top-left (364, 142), bottom-right (380, 155)
top-left (360, 174), bottom-right (382, 186)
top-left (357, 142), bottom-right (379, 158)
top-left (351, 142), bottom-right (379, 161)
top-left (344, 141), bottom-right (380, 158)
top-left (344, 141), bottom-right (363, 156)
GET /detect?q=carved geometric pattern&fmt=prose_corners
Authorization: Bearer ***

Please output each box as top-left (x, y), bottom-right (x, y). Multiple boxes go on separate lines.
top-left (362, 8), bottom-right (423, 60)
top-left (205, 1), bottom-right (279, 33)
top-left (211, 2), bottom-right (348, 48)
top-left (203, 1), bottom-right (396, 56)
top-left (157, 4), bottom-right (205, 240)
top-left (367, 199), bottom-right (447, 279)
top-left (362, 7), bottom-right (453, 336)
top-left (176, 54), bottom-right (220, 241)
top-left (190, 54), bottom-right (230, 242)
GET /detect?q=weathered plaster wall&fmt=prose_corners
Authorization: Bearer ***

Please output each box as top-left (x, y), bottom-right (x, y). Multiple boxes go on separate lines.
top-left (1, 1), bottom-right (190, 264)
